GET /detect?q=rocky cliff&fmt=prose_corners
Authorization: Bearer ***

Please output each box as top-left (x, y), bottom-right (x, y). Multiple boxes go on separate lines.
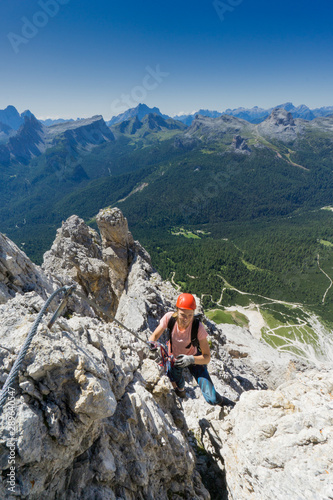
top-left (0, 208), bottom-right (332, 499)
top-left (257, 108), bottom-right (304, 142)
top-left (0, 114), bottom-right (115, 166)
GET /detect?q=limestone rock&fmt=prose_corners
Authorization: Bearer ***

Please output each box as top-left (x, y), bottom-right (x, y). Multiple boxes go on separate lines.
top-left (231, 134), bottom-right (251, 154)
top-left (0, 233), bottom-right (52, 304)
top-left (42, 210), bottom-right (137, 320)
top-left (1, 211), bottom-right (328, 500)
top-left (257, 108), bottom-right (304, 142)
top-left (96, 207), bottom-right (134, 300)
top-left (116, 240), bottom-right (177, 332)
top-left (0, 304), bottom-right (208, 499)
top-left (219, 369), bottom-right (333, 500)
top-left (216, 323), bottom-right (302, 390)
top-left (42, 215), bottom-right (118, 318)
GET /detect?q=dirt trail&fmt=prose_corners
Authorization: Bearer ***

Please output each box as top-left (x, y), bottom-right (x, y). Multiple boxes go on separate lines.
top-left (317, 254), bottom-right (333, 304)
top-left (254, 129), bottom-right (309, 171)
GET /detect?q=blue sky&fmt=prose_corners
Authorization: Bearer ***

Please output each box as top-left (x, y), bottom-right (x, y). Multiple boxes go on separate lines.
top-left (1, 0), bottom-right (332, 119)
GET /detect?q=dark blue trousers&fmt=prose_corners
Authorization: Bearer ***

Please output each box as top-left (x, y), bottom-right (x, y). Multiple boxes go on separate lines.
top-left (167, 362), bottom-right (220, 405)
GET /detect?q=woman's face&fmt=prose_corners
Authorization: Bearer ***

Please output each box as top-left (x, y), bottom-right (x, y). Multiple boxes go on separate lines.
top-left (177, 308), bottom-right (194, 330)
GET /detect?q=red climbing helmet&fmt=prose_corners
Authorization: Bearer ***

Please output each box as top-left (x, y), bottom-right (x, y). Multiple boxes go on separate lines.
top-left (176, 293), bottom-right (196, 310)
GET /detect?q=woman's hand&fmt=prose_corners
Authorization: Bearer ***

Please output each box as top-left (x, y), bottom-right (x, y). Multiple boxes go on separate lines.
top-left (175, 354), bottom-right (195, 367)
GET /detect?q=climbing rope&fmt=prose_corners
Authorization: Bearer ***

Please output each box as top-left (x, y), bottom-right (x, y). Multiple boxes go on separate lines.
top-left (0, 284), bottom-right (174, 414)
top-left (155, 342), bottom-right (175, 372)
top-left (47, 285), bottom-right (76, 329)
top-left (0, 285), bottom-right (75, 414)
top-left (74, 289), bottom-right (174, 372)
top-left (74, 289), bottom-right (149, 344)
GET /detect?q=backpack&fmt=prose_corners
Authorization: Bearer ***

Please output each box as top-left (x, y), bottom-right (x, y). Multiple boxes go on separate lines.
top-left (167, 314), bottom-right (202, 354)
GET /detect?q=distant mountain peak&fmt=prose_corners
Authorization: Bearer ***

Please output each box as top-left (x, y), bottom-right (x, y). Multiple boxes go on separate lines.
top-left (107, 104), bottom-right (169, 126)
top-left (0, 105), bottom-right (38, 132)
top-left (222, 102), bottom-right (329, 123)
top-left (136, 103), bottom-right (155, 112)
top-left (275, 102), bottom-right (295, 111)
top-left (0, 105), bottom-right (23, 130)
top-left (6, 105), bottom-right (18, 112)
top-left (0, 113), bottom-right (114, 166)
top-left (21, 109), bottom-right (34, 118)
top-left (111, 112), bottom-right (186, 137)
top-left (266, 108), bottom-right (296, 126)
top-left (256, 107), bottom-right (304, 141)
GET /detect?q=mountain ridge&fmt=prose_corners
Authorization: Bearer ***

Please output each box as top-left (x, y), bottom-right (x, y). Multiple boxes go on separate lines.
top-left (3, 102), bottom-right (333, 132)
top-left (2, 107), bottom-right (333, 326)
top-left (107, 103), bottom-right (169, 126)
top-left (175, 102), bottom-right (333, 125)
top-left (0, 114), bottom-right (115, 166)
top-left (106, 101), bottom-right (333, 127)
top-left (111, 112), bottom-right (187, 138)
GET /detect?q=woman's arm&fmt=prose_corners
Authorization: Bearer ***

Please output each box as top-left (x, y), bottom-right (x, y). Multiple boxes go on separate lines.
top-left (193, 337), bottom-right (211, 365)
top-left (148, 323), bottom-right (165, 342)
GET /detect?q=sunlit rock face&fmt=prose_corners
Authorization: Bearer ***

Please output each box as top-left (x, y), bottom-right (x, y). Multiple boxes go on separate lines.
top-left (219, 369), bottom-right (333, 500)
top-left (0, 209), bottom-right (332, 500)
top-left (0, 233), bottom-right (52, 303)
top-left (0, 214), bottom-right (209, 499)
top-left (42, 208), bottom-right (136, 319)
top-left (96, 207), bottom-right (134, 301)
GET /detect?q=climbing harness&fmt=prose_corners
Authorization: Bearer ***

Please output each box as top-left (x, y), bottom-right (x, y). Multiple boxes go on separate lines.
top-left (151, 341), bottom-right (175, 372)
top-left (0, 285), bottom-right (75, 415)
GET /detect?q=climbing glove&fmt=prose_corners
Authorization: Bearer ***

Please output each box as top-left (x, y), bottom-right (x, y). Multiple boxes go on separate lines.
top-left (148, 341), bottom-right (158, 352)
top-left (175, 354), bottom-right (195, 368)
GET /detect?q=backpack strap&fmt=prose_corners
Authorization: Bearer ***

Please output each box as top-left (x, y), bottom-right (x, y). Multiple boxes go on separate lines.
top-left (167, 315), bottom-right (177, 354)
top-left (185, 316), bottom-right (200, 350)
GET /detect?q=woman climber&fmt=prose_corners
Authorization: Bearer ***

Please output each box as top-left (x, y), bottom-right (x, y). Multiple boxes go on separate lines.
top-left (149, 293), bottom-right (235, 408)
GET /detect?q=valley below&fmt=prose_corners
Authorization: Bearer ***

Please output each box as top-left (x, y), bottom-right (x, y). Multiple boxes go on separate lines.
top-left (206, 278), bottom-right (333, 369)
top-left (1, 102), bottom-right (333, 498)
top-left (2, 104), bottom-right (333, 370)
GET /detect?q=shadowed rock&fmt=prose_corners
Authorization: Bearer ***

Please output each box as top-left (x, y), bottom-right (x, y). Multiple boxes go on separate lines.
top-left (231, 134), bottom-right (251, 154)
